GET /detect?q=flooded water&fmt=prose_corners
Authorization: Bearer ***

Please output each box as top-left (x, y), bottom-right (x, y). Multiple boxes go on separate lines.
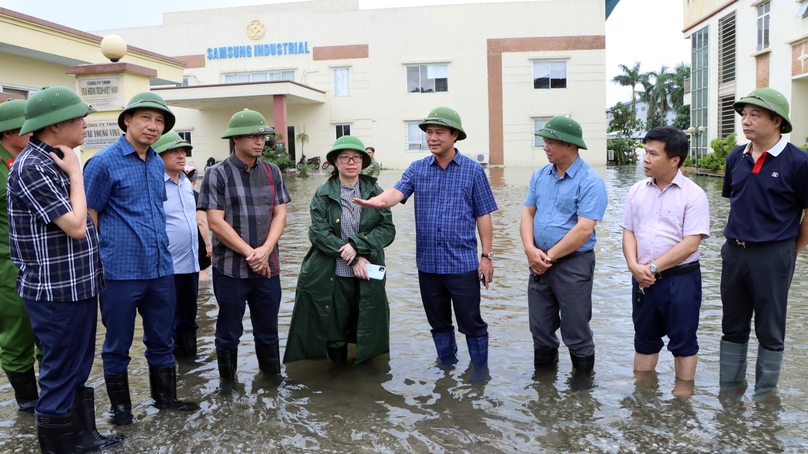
top-left (3, 165), bottom-right (808, 453)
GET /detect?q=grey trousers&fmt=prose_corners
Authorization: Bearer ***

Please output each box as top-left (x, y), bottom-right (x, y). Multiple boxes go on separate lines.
top-left (527, 250), bottom-right (596, 357)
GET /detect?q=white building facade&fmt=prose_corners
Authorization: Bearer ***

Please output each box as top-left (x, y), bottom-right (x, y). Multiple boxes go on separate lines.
top-left (96, 0), bottom-right (613, 169)
top-left (683, 0), bottom-right (808, 157)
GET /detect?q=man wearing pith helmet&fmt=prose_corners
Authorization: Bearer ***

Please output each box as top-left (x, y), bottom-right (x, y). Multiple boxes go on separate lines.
top-left (519, 115), bottom-right (607, 379)
top-left (8, 87), bottom-right (123, 453)
top-left (198, 109), bottom-right (291, 390)
top-left (84, 92), bottom-right (198, 426)
top-left (718, 87), bottom-right (808, 401)
top-left (354, 107), bottom-right (497, 375)
top-left (0, 99), bottom-right (41, 417)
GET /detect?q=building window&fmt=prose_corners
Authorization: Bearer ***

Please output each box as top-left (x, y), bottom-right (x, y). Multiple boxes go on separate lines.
top-left (691, 26), bottom-right (709, 161)
top-left (757, 2), bottom-right (770, 51)
top-left (533, 117), bottom-right (551, 147)
top-left (797, 1), bottom-right (808, 19)
top-left (333, 68), bottom-right (350, 97)
top-left (177, 131), bottom-right (193, 157)
top-left (533, 60), bottom-right (567, 89)
top-left (718, 13), bottom-right (736, 84)
top-left (224, 70), bottom-right (295, 83)
top-left (406, 64), bottom-right (448, 93)
top-left (406, 121), bottom-right (428, 150)
top-left (335, 124), bottom-right (351, 138)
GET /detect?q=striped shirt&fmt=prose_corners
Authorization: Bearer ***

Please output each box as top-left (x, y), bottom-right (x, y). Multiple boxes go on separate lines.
top-left (335, 182), bottom-right (362, 277)
top-left (393, 150), bottom-right (498, 274)
top-left (164, 172), bottom-right (199, 274)
top-left (7, 138), bottom-right (103, 302)
top-left (198, 155), bottom-right (291, 279)
top-left (84, 135), bottom-right (173, 280)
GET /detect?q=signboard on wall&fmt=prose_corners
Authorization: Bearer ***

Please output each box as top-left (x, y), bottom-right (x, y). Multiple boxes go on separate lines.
top-left (84, 120), bottom-right (121, 148)
top-left (77, 76), bottom-right (125, 111)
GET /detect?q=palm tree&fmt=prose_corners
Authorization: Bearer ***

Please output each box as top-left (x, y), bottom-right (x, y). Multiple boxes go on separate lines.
top-left (637, 65), bottom-right (675, 128)
top-left (612, 62), bottom-right (643, 113)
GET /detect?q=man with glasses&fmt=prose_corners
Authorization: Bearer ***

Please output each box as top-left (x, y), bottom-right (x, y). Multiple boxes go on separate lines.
top-left (84, 92), bottom-right (198, 426)
top-left (199, 109), bottom-right (291, 389)
top-left (719, 88), bottom-right (808, 401)
top-left (519, 116), bottom-right (607, 377)
top-left (353, 107), bottom-right (497, 374)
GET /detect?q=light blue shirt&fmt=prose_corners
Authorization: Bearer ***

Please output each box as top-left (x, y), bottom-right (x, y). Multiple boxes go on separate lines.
top-left (524, 156), bottom-right (608, 252)
top-left (164, 172), bottom-right (199, 274)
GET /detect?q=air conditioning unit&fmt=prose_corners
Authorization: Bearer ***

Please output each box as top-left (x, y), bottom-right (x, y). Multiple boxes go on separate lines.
top-left (475, 153), bottom-right (490, 165)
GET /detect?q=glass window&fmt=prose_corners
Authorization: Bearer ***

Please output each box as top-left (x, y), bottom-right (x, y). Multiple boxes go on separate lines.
top-left (533, 117), bottom-right (550, 147)
top-left (406, 64), bottom-right (448, 93)
top-left (336, 124), bottom-right (351, 138)
top-left (224, 71), bottom-right (295, 83)
top-left (533, 61), bottom-right (567, 89)
top-left (406, 121), bottom-right (428, 150)
top-left (334, 68), bottom-right (350, 97)
top-left (757, 2), bottom-right (770, 51)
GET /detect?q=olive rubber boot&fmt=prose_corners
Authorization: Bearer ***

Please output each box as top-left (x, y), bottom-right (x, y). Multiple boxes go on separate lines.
top-left (719, 340), bottom-right (748, 392)
top-left (753, 346), bottom-right (783, 401)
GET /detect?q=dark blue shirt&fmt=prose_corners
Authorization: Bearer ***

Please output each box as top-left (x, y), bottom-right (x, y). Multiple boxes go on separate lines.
top-left (84, 135), bottom-right (173, 280)
top-left (723, 139), bottom-right (808, 242)
top-left (393, 150), bottom-right (498, 274)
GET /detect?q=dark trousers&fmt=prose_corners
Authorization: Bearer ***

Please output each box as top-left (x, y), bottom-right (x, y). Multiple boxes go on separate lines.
top-left (418, 270), bottom-right (488, 337)
top-left (213, 269), bottom-right (281, 350)
top-left (100, 276), bottom-right (177, 375)
top-left (721, 239), bottom-right (796, 351)
top-left (173, 272), bottom-right (199, 334)
top-left (527, 250), bottom-right (596, 357)
top-left (24, 297), bottom-right (96, 415)
top-left (328, 276), bottom-right (360, 347)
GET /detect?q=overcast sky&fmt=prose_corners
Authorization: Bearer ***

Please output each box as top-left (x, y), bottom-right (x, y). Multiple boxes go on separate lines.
top-left (3, 0), bottom-right (688, 107)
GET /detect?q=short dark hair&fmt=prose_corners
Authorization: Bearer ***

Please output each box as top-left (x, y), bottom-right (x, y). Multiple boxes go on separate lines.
top-left (643, 127), bottom-right (689, 167)
top-left (365, 146), bottom-right (375, 152)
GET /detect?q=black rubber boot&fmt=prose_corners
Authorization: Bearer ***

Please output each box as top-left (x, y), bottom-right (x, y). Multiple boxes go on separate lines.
top-left (73, 386), bottom-right (125, 453)
top-left (216, 349), bottom-right (238, 393)
top-left (256, 342), bottom-right (284, 382)
top-left (4, 367), bottom-right (39, 414)
top-left (173, 331), bottom-right (197, 360)
top-left (36, 412), bottom-right (76, 454)
top-left (103, 373), bottom-right (133, 426)
top-left (148, 365), bottom-right (199, 411)
top-left (570, 353), bottom-right (595, 374)
top-left (534, 348), bottom-right (559, 369)
top-left (326, 344), bottom-right (348, 363)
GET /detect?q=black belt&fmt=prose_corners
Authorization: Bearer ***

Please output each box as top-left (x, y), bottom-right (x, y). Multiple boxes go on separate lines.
top-left (655, 261), bottom-right (699, 280)
top-left (727, 238), bottom-right (786, 249)
top-left (547, 249), bottom-right (593, 264)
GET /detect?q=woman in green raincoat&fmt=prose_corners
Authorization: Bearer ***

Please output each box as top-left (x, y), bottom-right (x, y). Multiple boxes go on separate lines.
top-left (284, 136), bottom-right (395, 364)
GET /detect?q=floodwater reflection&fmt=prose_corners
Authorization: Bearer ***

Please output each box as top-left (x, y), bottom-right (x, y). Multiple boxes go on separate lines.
top-left (3, 165), bottom-right (808, 453)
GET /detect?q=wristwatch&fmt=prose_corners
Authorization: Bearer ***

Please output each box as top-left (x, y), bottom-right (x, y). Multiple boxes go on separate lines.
top-left (481, 253), bottom-right (494, 260)
top-left (649, 263), bottom-right (657, 274)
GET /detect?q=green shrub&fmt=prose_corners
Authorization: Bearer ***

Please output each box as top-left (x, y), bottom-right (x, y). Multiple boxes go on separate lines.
top-left (607, 138), bottom-right (639, 165)
top-left (259, 131), bottom-right (295, 170)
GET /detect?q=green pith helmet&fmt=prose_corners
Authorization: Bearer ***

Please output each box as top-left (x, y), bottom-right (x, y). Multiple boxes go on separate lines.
top-left (20, 87), bottom-right (96, 135)
top-left (153, 131), bottom-right (192, 154)
top-left (0, 99), bottom-right (27, 134)
top-left (733, 88), bottom-right (792, 133)
top-left (118, 92), bottom-right (176, 133)
top-left (221, 109), bottom-right (273, 138)
top-left (326, 135), bottom-right (370, 169)
top-left (534, 116), bottom-right (587, 150)
top-left (419, 106), bottom-right (467, 141)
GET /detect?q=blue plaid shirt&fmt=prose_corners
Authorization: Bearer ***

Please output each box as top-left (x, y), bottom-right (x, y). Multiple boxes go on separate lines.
top-left (7, 138), bottom-right (103, 302)
top-left (524, 156), bottom-right (608, 252)
top-left (84, 135), bottom-right (173, 280)
top-left (394, 150), bottom-right (497, 274)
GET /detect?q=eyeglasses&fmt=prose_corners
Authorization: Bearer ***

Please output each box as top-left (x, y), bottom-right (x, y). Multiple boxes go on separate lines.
top-left (337, 155), bottom-right (363, 164)
top-left (539, 128), bottom-right (563, 142)
top-left (743, 95), bottom-right (776, 113)
top-left (244, 135), bottom-right (269, 142)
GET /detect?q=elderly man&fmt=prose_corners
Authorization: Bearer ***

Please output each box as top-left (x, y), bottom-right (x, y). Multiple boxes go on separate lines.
top-left (84, 92), bottom-right (198, 426)
top-left (719, 88), bottom-right (808, 400)
top-left (519, 116), bottom-right (607, 376)
top-left (621, 127), bottom-right (709, 396)
top-left (353, 107), bottom-right (497, 372)
top-left (199, 109), bottom-right (290, 388)
top-left (9, 86), bottom-right (123, 453)
top-left (0, 99), bottom-right (40, 415)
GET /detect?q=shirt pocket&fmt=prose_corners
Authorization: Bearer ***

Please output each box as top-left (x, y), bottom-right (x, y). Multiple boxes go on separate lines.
top-left (662, 208), bottom-right (685, 233)
top-left (259, 185), bottom-right (275, 207)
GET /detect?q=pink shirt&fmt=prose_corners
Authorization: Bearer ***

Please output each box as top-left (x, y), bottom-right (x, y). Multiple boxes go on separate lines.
top-left (620, 170), bottom-right (710, 265)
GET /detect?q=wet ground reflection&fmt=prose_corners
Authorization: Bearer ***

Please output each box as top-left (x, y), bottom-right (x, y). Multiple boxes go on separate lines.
top-left (3, 165), bottom-right (808, 453)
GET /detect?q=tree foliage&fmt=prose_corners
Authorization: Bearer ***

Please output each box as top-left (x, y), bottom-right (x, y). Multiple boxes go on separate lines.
top-left (260, 131), bottom-right (295, 170)
top-left (612, 62), bottom-right (643, 113)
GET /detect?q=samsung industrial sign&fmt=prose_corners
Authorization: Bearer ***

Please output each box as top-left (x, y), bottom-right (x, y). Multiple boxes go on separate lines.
top-left (207, 42), bottom-right (310, 60)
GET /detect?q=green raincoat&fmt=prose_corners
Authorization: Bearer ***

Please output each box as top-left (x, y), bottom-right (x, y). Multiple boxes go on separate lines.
top-left (284, 174), bottom-right (395, 364)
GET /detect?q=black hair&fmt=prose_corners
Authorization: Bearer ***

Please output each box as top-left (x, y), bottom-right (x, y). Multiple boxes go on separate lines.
top-left (365, 146), bottom-right (375, 152)
top-left (643, 127), bottom-right (689, 167)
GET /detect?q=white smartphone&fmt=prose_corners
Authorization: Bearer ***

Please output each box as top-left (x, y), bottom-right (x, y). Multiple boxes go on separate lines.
top-left (365, 263), bottom-right (386, 280)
